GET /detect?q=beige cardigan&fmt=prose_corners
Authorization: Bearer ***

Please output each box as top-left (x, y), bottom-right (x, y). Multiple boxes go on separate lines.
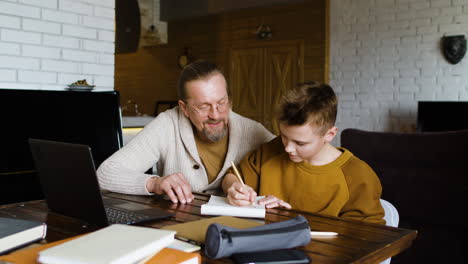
top-left (97, 107), bottom-right (274, 195)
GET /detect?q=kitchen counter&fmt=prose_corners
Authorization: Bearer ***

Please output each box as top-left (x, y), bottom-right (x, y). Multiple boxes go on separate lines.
top-left (122, 116), bottom-right (154, 145)
top-left (122, 116), bottom-right (154, 128)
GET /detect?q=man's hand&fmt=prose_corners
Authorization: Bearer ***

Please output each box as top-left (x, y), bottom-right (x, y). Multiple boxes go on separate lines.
top-left (226, 181), bottom-right (257, 206)
top-left (147, 173), bottom-right (194, 204)
top-left (257, 194), bottom-right (291, 209)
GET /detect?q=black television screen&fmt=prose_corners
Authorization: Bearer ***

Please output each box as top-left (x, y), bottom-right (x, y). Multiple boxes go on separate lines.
top-left (417, 101), bottom-right (468, 132)
top-left (0, 89), bottom-right (123, 174)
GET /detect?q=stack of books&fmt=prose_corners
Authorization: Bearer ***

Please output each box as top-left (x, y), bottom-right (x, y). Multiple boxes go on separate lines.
top-left (0, 224), bottom-right (201, 264)
top-left (0, 217), bottom-right (47, 255)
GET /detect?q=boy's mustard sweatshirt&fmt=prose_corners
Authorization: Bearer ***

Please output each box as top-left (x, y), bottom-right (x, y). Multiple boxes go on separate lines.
top-left (238, 137), bottom-right (385, 224)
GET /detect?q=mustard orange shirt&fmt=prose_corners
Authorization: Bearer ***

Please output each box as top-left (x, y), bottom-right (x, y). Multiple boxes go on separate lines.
top-left (237, 137), bottom-right (385, 224)
top-left (195, 133), bottom-right (229, 184)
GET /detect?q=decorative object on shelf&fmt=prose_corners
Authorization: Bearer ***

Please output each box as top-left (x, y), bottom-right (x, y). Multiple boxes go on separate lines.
top-left (67, 79), bottom-right (95, 91)
top-left (255, 24), bottom-right (272, 40)
top-left (442, 35), bottom-right (466, 64)
top-left (155, 100), bottom-right (178, 116)
top-left (122, 99), bottom-right (142, 116)
top-left (178, 47), bottom-right (195, 69)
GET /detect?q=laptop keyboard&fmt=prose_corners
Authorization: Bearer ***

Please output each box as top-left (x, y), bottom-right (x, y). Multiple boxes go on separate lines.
top-left (105, 206), bottom-right (150, 225)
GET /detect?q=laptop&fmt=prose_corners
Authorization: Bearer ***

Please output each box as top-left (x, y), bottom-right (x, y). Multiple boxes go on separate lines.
top-left (29, 138), bottom-right (174, 227)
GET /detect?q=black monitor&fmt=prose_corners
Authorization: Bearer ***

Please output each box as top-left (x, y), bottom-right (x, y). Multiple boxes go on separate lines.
top-left (0, 89), bottom-right (123, 204)
top-left (417, 101), bottom-right (468, 132)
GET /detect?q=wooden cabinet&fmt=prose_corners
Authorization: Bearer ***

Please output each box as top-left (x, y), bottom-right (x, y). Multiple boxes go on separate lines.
top-left (229, 40), bottom-right (304, 134)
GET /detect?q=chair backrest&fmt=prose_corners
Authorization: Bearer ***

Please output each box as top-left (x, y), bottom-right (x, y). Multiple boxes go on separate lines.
top-left (341, 128), bottom-right (468, 264)
top-left (341, 128), bottom-right (468, 225)
top-left (380, 199), bottom-right (399, 227)
top-left (380, 199), bottom-right (399, 264)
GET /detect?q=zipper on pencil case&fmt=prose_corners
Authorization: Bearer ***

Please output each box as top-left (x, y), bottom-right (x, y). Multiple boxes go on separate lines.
top-left (220, 221), bottom-right (309, 243)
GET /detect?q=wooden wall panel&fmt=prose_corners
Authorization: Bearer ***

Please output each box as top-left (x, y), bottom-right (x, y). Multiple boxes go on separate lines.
top-left (115, 0), bottom-right (326, 116)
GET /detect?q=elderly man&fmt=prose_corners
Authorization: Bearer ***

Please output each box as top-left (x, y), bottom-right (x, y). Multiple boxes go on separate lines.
top-left (97, 60), bottom-right (274, 204)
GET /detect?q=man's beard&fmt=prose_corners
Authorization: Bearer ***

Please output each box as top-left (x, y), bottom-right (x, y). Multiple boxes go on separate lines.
top-left (201, 119), bottom-right (228, 142)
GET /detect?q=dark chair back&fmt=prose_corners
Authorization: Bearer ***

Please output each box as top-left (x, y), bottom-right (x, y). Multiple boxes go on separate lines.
top-left (341, 128), bottom-right (468, 264)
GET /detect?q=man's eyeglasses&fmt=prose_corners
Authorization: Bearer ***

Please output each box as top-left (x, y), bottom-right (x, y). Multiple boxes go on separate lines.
top-left (185, 97), bottom-right (230, 116)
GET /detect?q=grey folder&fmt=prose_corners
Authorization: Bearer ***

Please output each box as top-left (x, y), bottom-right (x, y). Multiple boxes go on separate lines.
top-left (29, 138), bottom-right (174, 227)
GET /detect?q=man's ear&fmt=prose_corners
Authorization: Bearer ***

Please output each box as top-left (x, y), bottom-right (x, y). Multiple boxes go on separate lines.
top-left (178, 100), bottom-right (190, 118)
top-left (324, 126), bottom-right (338, 143)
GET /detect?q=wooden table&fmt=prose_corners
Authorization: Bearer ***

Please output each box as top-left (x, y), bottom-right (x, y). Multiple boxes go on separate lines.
top-left (0, 192), bottom-right (417, 264)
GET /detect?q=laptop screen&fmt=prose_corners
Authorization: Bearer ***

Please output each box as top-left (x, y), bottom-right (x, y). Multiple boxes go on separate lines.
top-left (29, 139), bottom-right (175, 227)
top-left (29, 138), bottom-right (110, 227)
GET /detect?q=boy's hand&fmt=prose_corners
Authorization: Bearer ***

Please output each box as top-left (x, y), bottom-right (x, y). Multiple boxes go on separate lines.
top-left (257, 194), bottom-right (291, 209)
top-left (226, 182), bottom-right (257, 206)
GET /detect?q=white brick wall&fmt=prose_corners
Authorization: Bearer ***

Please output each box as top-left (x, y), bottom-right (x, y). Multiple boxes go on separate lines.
top-left (0, 0), bottom-right (114, 90)
top-left (330, 0), bottom-right (468, 145)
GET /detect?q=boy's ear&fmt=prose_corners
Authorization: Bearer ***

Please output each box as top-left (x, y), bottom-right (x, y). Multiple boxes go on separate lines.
top-left (324, 126), bottom-right (338, 143)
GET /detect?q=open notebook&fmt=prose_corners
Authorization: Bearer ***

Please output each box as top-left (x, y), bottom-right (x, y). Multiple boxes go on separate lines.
top-left (201, 195), bottom-right (266, 218)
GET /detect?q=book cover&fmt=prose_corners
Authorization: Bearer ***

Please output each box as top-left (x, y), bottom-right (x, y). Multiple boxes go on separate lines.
top-left (146, 247), bottom-right (201, 264)
top-left (0, 217), bottom-right (47, 255)
top-left (162, 216), bottom-right (263, 244)
top-left (0, 236), bottom-right (80, 264)
top-left (167, 239), bottom-right (201, 252)
top-left (38, 224), bottom-right (175, 264)
top-left (1, 235), bottom-right (199, 264)
top-left (201, 195), bottom-right (266, 218)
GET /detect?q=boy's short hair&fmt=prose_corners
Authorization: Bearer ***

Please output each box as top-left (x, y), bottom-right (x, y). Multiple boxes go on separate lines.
top-left (277, 81), bottom-right (337, 135)
top-left (177, 59), bottom-right (226, 100)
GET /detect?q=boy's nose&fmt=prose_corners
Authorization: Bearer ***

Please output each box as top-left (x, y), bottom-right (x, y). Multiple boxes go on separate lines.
top-left (284, 142), bottom-right (294, 153)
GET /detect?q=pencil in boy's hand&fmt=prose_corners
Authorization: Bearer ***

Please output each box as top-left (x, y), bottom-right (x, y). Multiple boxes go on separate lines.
top-left (230, 161), bottom-right (245, 186)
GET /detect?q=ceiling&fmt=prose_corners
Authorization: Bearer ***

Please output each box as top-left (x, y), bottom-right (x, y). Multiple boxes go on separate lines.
top-left (160, 0), bottom-right (310, 21)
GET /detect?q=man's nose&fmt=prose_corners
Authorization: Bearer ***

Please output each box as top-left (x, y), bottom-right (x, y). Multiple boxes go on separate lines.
top-left (207, 106), bottom-right (220, 119)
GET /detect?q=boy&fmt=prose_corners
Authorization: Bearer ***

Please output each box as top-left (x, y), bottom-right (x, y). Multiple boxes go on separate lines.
top-left (222, 81), bottom-right (385, 224)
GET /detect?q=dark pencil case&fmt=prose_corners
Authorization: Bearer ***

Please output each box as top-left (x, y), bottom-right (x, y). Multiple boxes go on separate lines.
top-left (204, 215), bottom-right (311, 259)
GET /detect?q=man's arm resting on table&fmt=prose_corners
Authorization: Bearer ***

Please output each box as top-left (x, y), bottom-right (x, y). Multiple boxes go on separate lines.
top-left (146, 173), bottom-right (194, 204)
